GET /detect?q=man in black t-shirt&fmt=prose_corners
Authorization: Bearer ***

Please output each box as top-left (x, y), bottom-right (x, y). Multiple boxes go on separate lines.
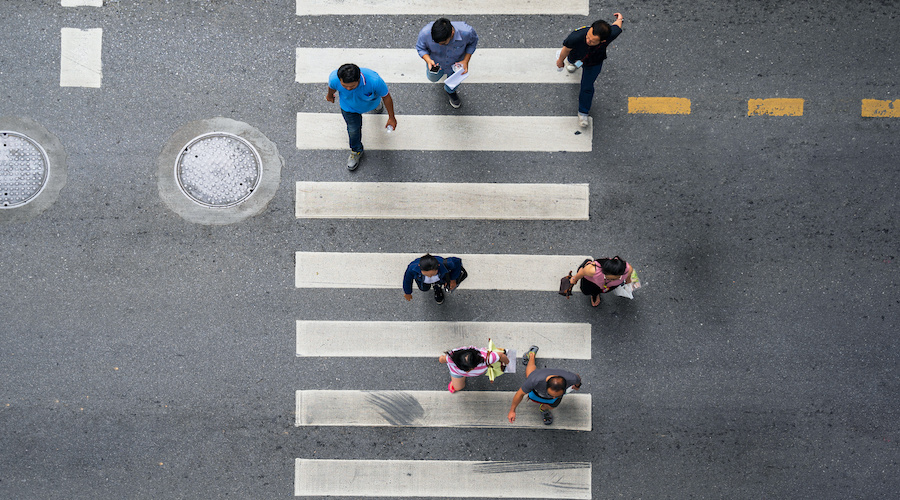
top-left (556, 13), bottom-right (625, 127)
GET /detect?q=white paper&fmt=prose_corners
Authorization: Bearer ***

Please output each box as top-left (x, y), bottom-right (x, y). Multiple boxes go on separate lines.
top-left (444, 67), bottom-right (469, 90)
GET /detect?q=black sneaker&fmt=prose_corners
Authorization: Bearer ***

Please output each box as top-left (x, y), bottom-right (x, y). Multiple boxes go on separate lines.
top-left (448, 92), bottom-right (461, 109)
top-left (434, 285), bottom-right (445, 304)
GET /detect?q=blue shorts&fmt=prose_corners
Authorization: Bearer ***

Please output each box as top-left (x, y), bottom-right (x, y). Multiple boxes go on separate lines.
top-left (527, 391), bottom-right (562, 408)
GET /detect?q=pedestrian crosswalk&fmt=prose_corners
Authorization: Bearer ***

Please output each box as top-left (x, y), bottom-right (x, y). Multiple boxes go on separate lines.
top-left (295, 181), bottom-right (589, 220)
top-left (291, 2), bottom-right (598, 497)
top-left (296, 113), bottom-right (592, 151)
top-left (296, 320), bottom-right (591, 358)
top-left (295, 459), bottom-right (592, 499)
top-left (296, 390), bottom-right (592, 430)
top-left (296, 48), bottom-right (583, 84)
top-left (295, 0), bottom-right (589, 16)
top-left (295, 251), bottom-right (590, 290)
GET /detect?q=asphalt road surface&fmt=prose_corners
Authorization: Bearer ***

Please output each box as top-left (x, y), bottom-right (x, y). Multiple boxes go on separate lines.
top-left (1, 0), bottom-right (897, 498)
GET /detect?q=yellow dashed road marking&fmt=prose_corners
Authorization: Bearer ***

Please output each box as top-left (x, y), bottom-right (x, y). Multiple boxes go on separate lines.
top-left (861, 99), bottom-right (900, 118)
top-left (748, 98), bottom-right (804, 116)
top-left (628, 97), bottom-right (691, 115)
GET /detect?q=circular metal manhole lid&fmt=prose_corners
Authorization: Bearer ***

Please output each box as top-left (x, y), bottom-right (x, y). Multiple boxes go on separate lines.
top-left (175, 132), bottom-right (262, 208)
top-left (0, 131), bottom-right (50, 209)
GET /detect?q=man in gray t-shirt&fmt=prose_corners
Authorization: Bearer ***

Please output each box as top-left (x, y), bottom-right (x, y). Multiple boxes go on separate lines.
top-left (508, 346), bottom-right (582, 425)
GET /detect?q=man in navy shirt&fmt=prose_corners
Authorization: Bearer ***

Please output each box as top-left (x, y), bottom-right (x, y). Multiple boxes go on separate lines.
top-left (402, 254), bottom-right (467, 305)
top-left (326, 63), bottom-right (398, 170)
top-left (415, 18), bottom-right (478, 109)
top-left (555, 13), bottom-right (624, 128)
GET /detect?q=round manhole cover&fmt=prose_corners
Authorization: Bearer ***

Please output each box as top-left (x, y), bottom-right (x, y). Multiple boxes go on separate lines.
top-left (0, 131), bottom-right (50, 209)
top-left (175, 132), bottom-right (262, 208)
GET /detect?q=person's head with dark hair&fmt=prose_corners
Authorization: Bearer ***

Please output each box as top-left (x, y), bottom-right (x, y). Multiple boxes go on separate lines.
top-left (449, 348), bottom-right (484, 372)
top-left (337, 63), bottom-right (361, 89)
top-left (431, 18), bottom-right (455, 45)
top-left (599, 256), bottom-right (627, 277)
top-left (419, 254), bottom-right (440, 274)
top-left (547, 376), bottom-right (567, 397)
top-left (586, 20), bottom-right (611, 46)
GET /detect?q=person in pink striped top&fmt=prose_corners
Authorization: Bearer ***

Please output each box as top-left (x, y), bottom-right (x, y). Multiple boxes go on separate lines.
top-left (439, 346), bottom-right (510, 393)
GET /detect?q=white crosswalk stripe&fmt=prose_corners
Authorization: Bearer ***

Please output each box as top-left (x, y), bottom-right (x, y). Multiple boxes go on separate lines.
top-left (296, 48), bottom-right (581, 84)
top-left (61, 0), bottom-right (102, 6)
top-left (60, 28), bottom-right (102, 88)
top-left (296, 390), bottom-right (591, 430)
top-left (295, 459), bottom-right (591, 498)
top-left (295, 181), bottom-right (589, 220)
top-left (296, 0), bottom-right (589, 16)
top-left (296, 113), bottom-right (592, 151)
top-left (296, 320), bottom-right (591, 358)
top-left (295, 251), bottom-right (590, 290)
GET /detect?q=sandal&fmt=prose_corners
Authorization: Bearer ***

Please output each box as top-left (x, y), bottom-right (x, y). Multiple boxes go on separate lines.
top-left (522, 345), bottom-right (539, 366)
top-left (447, 381), bottom-right (456, 394)
top-left (541, 409), bottom-right (554, 425)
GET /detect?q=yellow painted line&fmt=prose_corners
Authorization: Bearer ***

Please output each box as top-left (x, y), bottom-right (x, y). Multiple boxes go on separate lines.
top-left (747, 98), bottom-right (804, 116)
top-left (861, 99), bottom-right (900, 118)
top-left (628, 97), bottom-right (691, 115)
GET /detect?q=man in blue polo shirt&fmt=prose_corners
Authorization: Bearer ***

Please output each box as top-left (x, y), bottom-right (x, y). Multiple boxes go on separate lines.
top-left (415, 18), bottom-right (478, 109)
top-left (326, 63), bottom-right (398, 170)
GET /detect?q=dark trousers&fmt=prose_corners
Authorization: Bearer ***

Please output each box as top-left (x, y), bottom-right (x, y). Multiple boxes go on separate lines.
top-left (340, 109), bottom-right (363, 152)
top-left (576, 61), bottom-right (605, 114)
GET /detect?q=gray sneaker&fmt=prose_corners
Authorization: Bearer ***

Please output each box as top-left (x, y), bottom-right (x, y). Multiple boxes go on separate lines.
top-left (347, 151), bottom-right (362, 170)
top-left (578, 113), bottom-right (590, 128)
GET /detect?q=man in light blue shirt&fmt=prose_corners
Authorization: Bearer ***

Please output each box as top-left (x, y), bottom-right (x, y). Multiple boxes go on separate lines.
top-left (415, 18), bottom-right (478, 109)
top-left (326, 63), bottom-right (397, 170)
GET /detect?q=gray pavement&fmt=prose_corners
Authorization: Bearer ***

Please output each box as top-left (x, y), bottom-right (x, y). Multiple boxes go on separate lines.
top-left (1, 0), bottom-right (898, 498)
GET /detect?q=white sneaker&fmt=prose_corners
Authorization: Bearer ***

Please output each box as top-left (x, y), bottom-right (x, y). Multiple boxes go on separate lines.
top-left (578, 113), bottom-right (590, 128)
top-left (347, 151), bottom-right (362, 170)
top-left (566, 63), bottom-right (578, 73)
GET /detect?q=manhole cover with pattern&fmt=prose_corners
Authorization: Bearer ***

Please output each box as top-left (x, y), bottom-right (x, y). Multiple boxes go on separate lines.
top-left (0, 131), bottom-right (49, 209)
top-left (175, 132), bottom-right (262, 208)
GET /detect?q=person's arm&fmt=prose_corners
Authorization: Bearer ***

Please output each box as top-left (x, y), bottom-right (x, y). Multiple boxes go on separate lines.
top-left (570, 262), bottom-right (594, 284)
top-left (446, 258), bottom-right (463, 290)
top-left (458, 26), bottom-right (478, 73)
top-left (416, 27), bottom-right (439, 70)
top-left (556, 46), bottom-right (572, 68)
top-left (421, 53), bottom-right (438, 70)
top-left (402, 266), bottom-right (415, 299)
top-left (623, 263), bottom-right (633, 284)
top-left (382, 93), bottom-right (397, 130)
top-left (612, 12), bottom-right (624, 28)
top-left (457, 52), bottom-right (473, 73)
top-left (325, 86), bottom-right (336, 103)
top-left (508, 389), bottom-right (526, 423)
